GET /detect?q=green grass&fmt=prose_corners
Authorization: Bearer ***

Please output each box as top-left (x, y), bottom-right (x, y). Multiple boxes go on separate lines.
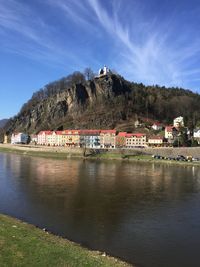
top-left (0, 214), bottom-right (132, 267)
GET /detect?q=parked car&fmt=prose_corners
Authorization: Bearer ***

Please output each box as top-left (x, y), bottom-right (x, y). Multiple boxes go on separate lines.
top-left (192, 157), bottom-right (200, 162)
top-left (176, 155), bottom-right (186, 161)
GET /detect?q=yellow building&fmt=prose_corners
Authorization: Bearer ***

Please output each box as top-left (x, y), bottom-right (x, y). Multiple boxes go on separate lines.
top-left (3, 134), bottom-right (8, 144)
top-left (100, 130), bottom-right (116, 148)
top-left (62, 130), bottom-right (80, 147)
top-left (45, 131), bottom-right (63, 146)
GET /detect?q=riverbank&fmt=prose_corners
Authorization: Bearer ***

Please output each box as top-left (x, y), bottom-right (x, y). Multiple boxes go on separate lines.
top-left (0, 144), bottom-right (200, 167)
top-left (0, 214), bottom-right (131, 267)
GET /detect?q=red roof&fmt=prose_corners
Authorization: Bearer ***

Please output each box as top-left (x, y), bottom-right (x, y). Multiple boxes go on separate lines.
top-left (55, 131), bottom-right (63, 135)
top-left (100, 130), bottom-right (116, 134)
top-left (62, 130), bottom-right (80, 135)
top-left (38, 131), bottom-right (52, 135)
top-left (165, 126), bottom-right (173, 132)
top-left (117, 132), bottom-right (127, 137)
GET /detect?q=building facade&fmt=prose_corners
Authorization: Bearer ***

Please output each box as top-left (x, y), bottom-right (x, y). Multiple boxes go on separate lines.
top-left (165, 126), bottom-right (178, 140)
top-left (11, 133), bottom-right (29, 144)
top-left (116, 132), bottom-right (126, 148)
top-left (125, 133), bottom-right (147, 148)
top-left (37, 131), bottom-right (52, 145)
top-left (80, 130), bottom-right (101, 148)
top-left (62, 130), bottom-right (80, 147)
top-left (100, 130), bottom-right (116, 148)
top-left (193, 128), bottom-right (200, 144)
top-left (173, 116), bottom-right (184, 128)
top-left (148, 136), bottom-right (164, 147)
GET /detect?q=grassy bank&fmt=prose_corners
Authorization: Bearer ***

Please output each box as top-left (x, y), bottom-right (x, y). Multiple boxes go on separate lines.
top-left (0, 145), bottom-right (200, 167)
top-left (0, 214), bottom-right (131, 267)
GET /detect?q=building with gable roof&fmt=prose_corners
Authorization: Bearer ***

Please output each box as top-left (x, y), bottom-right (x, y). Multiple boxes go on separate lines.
top-left (125, 133), bottom-right (147, 148)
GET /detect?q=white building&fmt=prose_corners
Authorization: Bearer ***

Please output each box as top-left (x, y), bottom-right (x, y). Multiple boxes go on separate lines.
top-left (151, 122), bottom-right (163, 131)
top-left (193, 128), bottom-right (200, 144)
top-left (165, 126), bottom-right (178, 140)
top-left (148, 136), bottom-right (163, 147)
top-left (11, 133), bottom-right (29, 144)
top-left (173, 116), bottom-right (184, 128)
top-left (37, 131), bottom-right (52, 145)
top-left (98, 65), bottom-right (110, 77)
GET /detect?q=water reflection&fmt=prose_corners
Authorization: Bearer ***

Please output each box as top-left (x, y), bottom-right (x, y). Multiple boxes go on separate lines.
top-left (0, 153), bottom-right (200, 267)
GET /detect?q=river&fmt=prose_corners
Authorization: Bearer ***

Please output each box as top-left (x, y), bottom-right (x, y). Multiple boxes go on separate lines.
top-left (0, 152), bottom-right (200, 267)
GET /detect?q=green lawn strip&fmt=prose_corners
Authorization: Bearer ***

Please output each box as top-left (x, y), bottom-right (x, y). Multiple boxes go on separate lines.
top-left (0, 214), bottom-right (131, 267)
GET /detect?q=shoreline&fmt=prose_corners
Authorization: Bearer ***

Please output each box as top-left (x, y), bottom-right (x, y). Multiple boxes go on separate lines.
top-left (0, 213), bottom-right (132, 266)
top-left (0, 144), bottom-right (200, 167)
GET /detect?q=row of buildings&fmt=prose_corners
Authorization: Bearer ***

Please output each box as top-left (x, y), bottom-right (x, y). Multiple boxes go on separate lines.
top-left (9, 116), bottom-right (200, 148)
top-left (11, 130), bottom-right (150, 148)
top-left (10, 129), bottom-right (175, 148)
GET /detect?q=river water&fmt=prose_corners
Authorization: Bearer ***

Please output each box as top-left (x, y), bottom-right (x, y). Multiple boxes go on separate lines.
top-left (0, 152), bottom-right (200, 267)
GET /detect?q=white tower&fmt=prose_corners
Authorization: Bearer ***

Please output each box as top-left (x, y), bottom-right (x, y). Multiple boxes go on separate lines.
top-left (103, 65), bottom-right (109, 75)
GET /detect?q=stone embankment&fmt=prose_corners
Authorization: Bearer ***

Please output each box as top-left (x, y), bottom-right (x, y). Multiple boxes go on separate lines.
top-left (140, 147), bottom-right (200, 158)
top-left (0, 144), bottom-right (200, 158)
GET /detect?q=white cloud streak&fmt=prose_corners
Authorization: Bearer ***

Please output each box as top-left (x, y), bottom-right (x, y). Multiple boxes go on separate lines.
top-left (0, 0), bottom-right (88, 70)
top-left (0, 0), bottom-right (200, 89)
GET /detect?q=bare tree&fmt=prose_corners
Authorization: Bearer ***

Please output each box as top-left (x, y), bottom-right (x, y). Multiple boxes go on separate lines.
top-left (84, 68), bottom-right (95, 81)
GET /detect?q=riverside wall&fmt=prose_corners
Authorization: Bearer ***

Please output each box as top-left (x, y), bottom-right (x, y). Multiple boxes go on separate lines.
top-left (0, 144), bottom-right (200, 158)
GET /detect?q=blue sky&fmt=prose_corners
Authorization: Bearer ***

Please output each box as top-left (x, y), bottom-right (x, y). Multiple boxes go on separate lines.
top-left (0, 0), bottom-right (200, 119)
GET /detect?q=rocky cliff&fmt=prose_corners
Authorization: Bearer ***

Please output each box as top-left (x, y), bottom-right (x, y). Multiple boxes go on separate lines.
top-left (4, 73), bottom-right (200, 134)
top-left (4, 74), bottom-right (132, 134)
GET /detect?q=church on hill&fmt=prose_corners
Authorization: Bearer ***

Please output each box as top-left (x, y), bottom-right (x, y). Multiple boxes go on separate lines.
top-left (98, 65), bottom-right (110, 77)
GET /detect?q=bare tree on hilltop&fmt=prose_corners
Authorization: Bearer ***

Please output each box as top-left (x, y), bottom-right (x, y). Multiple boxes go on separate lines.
top-left (84, 67), bottom-right (95, 81)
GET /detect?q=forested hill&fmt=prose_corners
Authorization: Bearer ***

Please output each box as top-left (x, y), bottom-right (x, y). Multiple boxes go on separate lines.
top-left (4, 71), bottom-right (200, 134)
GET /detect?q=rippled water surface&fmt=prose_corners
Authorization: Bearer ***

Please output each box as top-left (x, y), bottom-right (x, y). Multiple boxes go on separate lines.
top-left (0, 152), bottom-right (200, 267)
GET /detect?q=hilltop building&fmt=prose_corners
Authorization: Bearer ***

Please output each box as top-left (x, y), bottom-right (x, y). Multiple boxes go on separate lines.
top-left (98, 65), bottom-right (110, 77)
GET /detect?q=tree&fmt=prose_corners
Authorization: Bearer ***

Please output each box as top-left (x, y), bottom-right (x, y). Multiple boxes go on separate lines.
top-left (84, 68), bottom-right (95, 81)
top-left (70, 71), bottom-right (86, 85)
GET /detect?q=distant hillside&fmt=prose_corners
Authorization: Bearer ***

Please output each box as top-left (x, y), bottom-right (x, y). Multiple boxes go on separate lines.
top-left (0, 119), bottom-right (8, 128)
top-left (4, 72), bottom-right (200, 134)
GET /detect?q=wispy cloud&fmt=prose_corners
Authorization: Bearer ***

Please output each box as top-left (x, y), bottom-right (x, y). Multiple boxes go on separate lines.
top-left (54, 0), bottom-right (200, 89)
top-left (0, 0), bottom-right (88, 70)
top-left (1, 0), bottom-right (200, 90)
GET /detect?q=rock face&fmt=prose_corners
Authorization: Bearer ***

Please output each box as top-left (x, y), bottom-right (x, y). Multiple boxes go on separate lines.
top-left (4, 72), bottom-right (200, 134)
top-left (4, 74), bottom-right (131, 134)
